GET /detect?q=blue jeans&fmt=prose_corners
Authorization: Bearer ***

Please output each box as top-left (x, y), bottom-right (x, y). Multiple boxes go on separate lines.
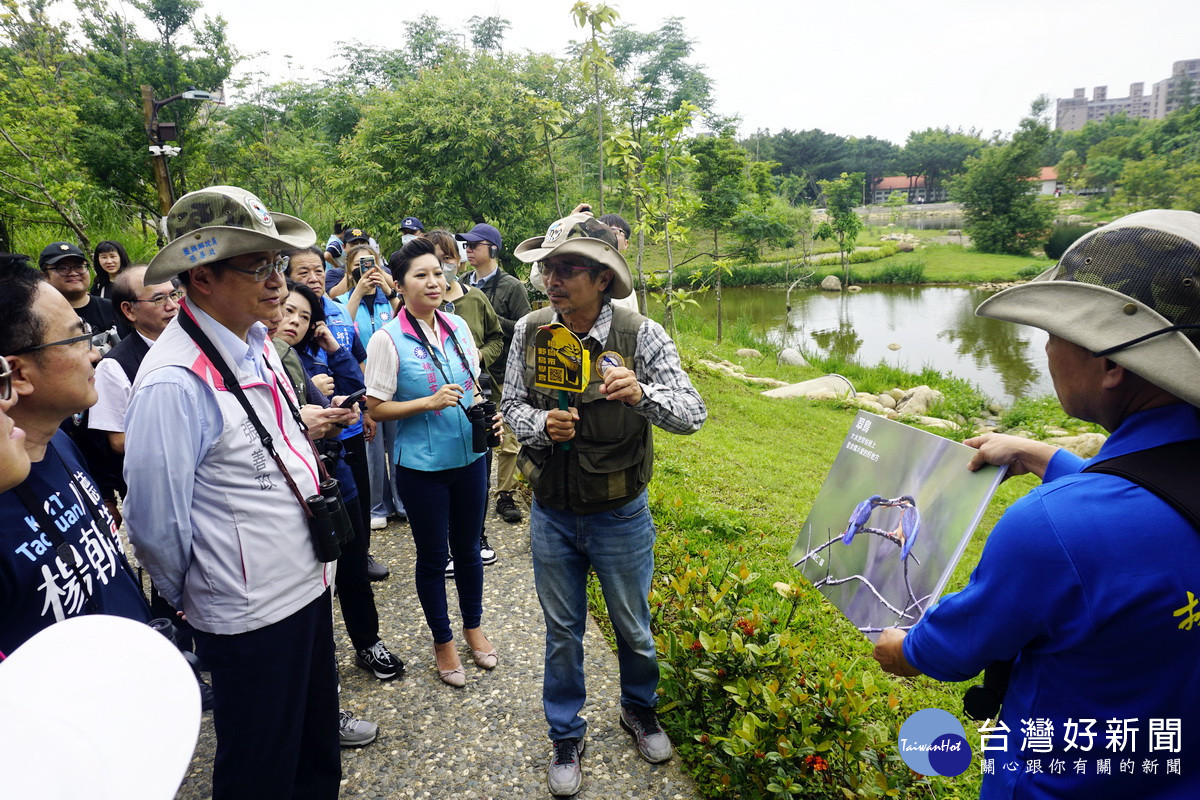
top-left (530, 489), bottom-right (659, 741)
top-left (368, 419), bottom-right (405, 519)
top-left (395, 457), bottom-right (487, 644)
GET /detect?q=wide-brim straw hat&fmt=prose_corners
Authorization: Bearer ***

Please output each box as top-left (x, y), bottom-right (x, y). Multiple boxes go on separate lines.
top-left (514, 213), bottom-right (632, 300)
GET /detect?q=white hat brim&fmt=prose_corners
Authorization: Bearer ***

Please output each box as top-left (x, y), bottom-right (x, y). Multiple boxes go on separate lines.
top-left (145, 211), bottom-right (315, 283)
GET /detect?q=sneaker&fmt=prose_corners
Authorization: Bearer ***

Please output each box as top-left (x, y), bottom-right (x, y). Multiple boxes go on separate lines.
top-left (366, 554), bottom-right (389, 581)
top-left (197, 675), bottom-right (214, 712)
top-left (619, 704), bottom-right (673, 763)
top-left (356, 640), bottom-right (404, 680)
top-left (495, 491), bottom-right (522, 524)
top-left (547, 737), bottom-right (585, 796)
top-left (479, 533), bottom-right (496, 566)
top-left (339, 709), bottom-right (378, 747)
top-left (370, 516), bottom-right (387, 530)
top-left (444, 558), bottom-right (454, 579)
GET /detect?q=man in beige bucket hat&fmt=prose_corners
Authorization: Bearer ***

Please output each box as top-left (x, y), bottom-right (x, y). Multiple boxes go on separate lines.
top-left (125, 186), bottom-right (356, 799)
top-left (502, 213), bottom-right (707, 796)
top-left (875, 209), bottom-right (1200, 798)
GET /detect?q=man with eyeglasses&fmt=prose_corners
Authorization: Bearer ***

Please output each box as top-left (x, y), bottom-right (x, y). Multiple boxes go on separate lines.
top-left (38, 241), bottom-right (121, 353)
top-left (457, 223), bottom-right (531, 526)
top-left (503, 214), bottom-right (706, 796)
top-left (123, 186), bottom-right (343, 800)
top-left (0, 253), bottom-right (151, 662)
top-left (87, 267), bottom-right (181, 520)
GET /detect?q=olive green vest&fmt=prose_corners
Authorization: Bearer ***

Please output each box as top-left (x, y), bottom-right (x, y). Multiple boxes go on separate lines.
top-left (517, 304), bottom-right (654, 513)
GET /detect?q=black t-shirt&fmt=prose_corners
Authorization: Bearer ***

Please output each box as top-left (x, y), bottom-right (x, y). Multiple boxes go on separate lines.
top-left (74, 295), bottom-right (123, 349)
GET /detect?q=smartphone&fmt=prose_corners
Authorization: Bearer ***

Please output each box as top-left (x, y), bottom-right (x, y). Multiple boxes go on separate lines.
top-left (361, 257), bottom-right (375, 269)
top-left (338, 388), bottom-right (367, 408)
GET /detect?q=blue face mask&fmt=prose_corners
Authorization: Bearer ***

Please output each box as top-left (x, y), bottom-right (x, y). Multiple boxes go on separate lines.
top-left (442, 262), bottom-right (458, 283)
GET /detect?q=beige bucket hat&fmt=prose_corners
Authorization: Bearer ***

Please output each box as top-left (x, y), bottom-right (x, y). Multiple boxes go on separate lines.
top-left (515, 213), bottom-right (632, 300)
top-left (976, 209), bottom-right (1200, 408)
top-left (146, 185), bottom-right (315, 283)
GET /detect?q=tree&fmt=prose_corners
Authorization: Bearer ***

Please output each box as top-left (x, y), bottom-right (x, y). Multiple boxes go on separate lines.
top-left (607, 17), bottom-right (712, 138)
top-left (468, 15), bottom-right (510, 52)
top-left (899, 127), bottom-right (984, 201)
top-left (1053, 149), bottom-right (1086, 193)
top-left (952, 99), bottom-right (1054, 255)
top-left (814, 172), bottom-right (865, 286)
top-left (845, 136), bottom-right (900, 203)
top-left (0, 0), bottom-right (91, 247)
top-left (1116, 156), bottom-right (1174, 209)
top-left (690, 130), bottom-right (748, 260)
top-left (336, 54), bottom-right (556, 244)
top-left (571, 1), bottom-right (620, 216)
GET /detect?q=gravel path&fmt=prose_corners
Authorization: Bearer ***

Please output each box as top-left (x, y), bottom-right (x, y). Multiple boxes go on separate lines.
top-left (173, 500), bottom-right (698, 799)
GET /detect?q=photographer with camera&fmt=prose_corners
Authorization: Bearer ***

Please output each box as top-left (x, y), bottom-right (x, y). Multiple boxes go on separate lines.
top-left (123, 186), bottom-right (342, 800)
top-left (364, 237), bottom-right (500, 688)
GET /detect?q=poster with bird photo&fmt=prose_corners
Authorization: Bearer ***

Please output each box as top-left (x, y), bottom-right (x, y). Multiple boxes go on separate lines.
top-left (789, 411), bottom-right (1006, 642)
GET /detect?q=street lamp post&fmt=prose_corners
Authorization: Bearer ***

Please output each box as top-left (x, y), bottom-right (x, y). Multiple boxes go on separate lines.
top-left (140, 85), bottom-right (216, 217)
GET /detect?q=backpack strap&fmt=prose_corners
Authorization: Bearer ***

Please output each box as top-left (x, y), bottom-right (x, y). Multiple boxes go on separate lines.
top-left (1082, 439), bottom-right (1200, 531)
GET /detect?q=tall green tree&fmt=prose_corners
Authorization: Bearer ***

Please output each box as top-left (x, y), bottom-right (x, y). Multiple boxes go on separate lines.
top-left (0, 0), bottom-right (90, 246)
top-left (335, 54), bottom-right (556, 244)
top-left (814, 172), bottom-right (865, 286)
top-left (607, 17), bottom-right (712, 138)
top-left (899, 127), bottom-right (984, 201)
top-left (468, 15), bottom-right (510, 52)
top-left (690, 130), bottom-right (748, 259)
top-left (571, 1), bottom-right (619, 215)
top-left (952, 99), bottom-right (1054, 255)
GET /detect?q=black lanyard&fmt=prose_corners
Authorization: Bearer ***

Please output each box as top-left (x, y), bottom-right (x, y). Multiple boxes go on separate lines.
top-left (404, 309), bottom-right (472, 395)
top-left (13, 443), bottom-right (141, 613)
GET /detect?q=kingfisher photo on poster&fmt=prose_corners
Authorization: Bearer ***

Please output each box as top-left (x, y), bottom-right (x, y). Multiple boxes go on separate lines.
top-left (789, 411), bottom-right (1006, 641)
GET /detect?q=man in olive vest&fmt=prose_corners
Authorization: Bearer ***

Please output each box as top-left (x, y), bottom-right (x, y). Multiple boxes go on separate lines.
top-left (502, 214), bottom-right (707, 797)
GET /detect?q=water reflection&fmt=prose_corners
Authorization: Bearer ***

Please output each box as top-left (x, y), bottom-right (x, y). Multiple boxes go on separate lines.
top-left (680, 286), bottom-right (1053, 404)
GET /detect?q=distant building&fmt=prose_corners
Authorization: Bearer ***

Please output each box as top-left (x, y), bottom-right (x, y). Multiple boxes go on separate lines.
top-left (1056, 59), bottom-right (1199, 130)
top-left (1151, 59), bottom-right (1200, 119)
top-left (870, 175), bottom-right (949, 204)
top-left (1031, 167), bottom-right (1061, 196)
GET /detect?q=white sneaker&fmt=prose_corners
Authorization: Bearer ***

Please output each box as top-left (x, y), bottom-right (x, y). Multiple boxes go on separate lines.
top-left (370, 517), bottom-right (386, 530)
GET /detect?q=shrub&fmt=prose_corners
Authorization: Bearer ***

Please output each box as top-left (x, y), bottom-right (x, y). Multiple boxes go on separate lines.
top-left (650, 536), bottom-right (929, 799)
top-left (873, 259), bottom-right (926, 285)
top-left (1015, 264), bottom-right (1044, 279)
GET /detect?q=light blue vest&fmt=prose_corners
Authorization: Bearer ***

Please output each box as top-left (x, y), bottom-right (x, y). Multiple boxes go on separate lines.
top-left (381, 310), bottom-right (483, 472)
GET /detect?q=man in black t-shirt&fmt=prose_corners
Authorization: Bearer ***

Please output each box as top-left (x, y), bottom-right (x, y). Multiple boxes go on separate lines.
top-left (0, 258), bottom-right (149, 659)
top-left (38, 242), bottom-right (120, 353)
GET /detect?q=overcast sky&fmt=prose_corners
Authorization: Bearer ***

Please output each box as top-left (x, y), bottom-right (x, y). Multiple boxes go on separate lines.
top-left (156, 0), bottom-right (1198, 144)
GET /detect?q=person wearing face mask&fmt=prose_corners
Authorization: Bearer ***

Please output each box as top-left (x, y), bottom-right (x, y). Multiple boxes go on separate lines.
top-left (400, 216), bottom-right (425, 245)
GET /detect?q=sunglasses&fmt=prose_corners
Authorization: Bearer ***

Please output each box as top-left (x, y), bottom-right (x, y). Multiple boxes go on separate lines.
top-left (223, 255), bottom-right (290, 282)
top-left (0, 355), bottom-right (11, 402)
top-left (9, 321), bottom-right (96, 356)
top-left (538, 261), bottom-right (596, 281)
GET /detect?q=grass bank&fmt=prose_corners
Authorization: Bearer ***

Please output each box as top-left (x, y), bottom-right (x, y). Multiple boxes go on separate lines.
top-left (583, 326), bottom-right (1090, 798)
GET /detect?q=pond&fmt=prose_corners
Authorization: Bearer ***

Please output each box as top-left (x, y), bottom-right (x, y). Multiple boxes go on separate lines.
top-left (679, 285), bottom-right (1054, 405)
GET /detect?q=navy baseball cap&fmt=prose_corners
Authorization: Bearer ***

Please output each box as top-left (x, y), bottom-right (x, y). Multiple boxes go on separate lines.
top-left (343, 228), bottom-right (370, 244)
top-left (455, 223), bottom-right (502, 251)
top-left (400, 216), bottom-right (425, 232)
top-left (39, 241), bottom-right (87, 267)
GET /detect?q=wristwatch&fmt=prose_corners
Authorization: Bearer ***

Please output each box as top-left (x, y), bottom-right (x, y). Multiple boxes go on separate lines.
top-left (387, 290), bottom-right (399, 300)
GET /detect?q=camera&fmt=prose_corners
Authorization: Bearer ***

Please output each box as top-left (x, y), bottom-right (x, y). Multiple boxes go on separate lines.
top-left (320, 477), bottom-right (355, 546)
top-left (466, 401), bottom-right (500, 453)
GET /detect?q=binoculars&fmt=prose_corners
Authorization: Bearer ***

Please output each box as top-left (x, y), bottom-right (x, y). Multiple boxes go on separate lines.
top-left (307, 477), bottom-right (355, 563)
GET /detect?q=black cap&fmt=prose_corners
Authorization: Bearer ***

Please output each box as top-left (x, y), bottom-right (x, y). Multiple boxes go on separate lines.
top-left (343, 228), bottom-right (370, 244)
top-left (39, 242), bottom-right (87, 267)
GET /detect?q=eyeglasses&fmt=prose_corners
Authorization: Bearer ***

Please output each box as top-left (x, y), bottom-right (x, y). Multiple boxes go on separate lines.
top-left (223, 255), bottom-right (289, 282)
top-left (10, 321), bottom-right (95, 355)
top-left (44, 263), bottom-right (89, 276)
top-left (0, 355), bottom-right (12, 402)
top-left (132, 289), bottom-right (185, 307)
top-left (538, 261), bottom-right (596, 281)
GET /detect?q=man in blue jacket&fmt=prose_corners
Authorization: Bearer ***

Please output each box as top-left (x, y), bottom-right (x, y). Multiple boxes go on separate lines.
top-left (874, 209), bottom-right (1200, 799)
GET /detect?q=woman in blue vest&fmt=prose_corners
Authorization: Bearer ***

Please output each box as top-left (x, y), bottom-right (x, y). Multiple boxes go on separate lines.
top-left (364, 237), bottom-right (499, 688)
